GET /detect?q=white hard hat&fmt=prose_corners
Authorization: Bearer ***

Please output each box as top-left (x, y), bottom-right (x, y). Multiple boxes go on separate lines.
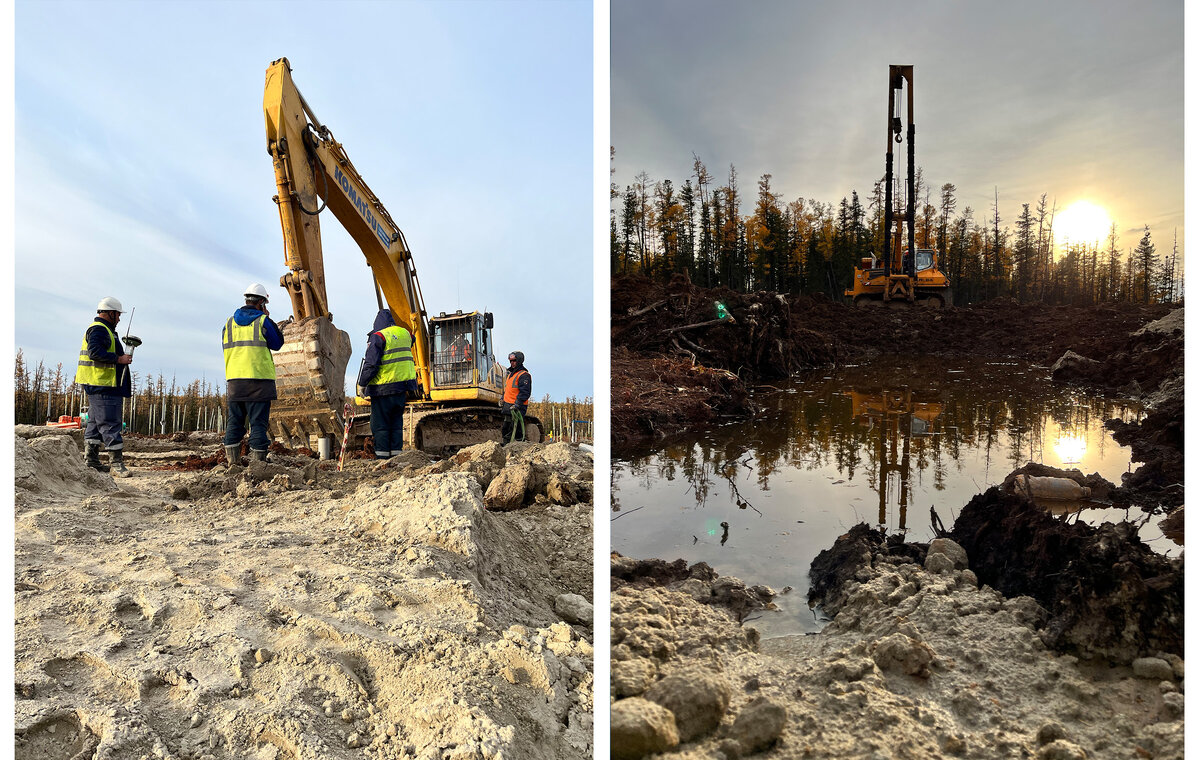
top-left (96, 297), bottom-right (124, 313)
top-left (243, 283), bottom-right (270, 302)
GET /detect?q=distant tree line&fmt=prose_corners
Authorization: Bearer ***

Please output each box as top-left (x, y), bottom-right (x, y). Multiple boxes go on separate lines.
top-left (610, 149), bottom-right (1183, 306)
top-left (527, 395), bottom-right (594, 443)
top-left (15, 350), bottom-right (594, 443)
top-left (14, 350), bottom-right (227, 433)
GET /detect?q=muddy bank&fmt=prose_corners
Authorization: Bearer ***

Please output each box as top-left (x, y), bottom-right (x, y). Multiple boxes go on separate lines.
top-left (810, 487), bottom-right (1182, 664)
top-left (14, 430), bottom-right (593, 760)
top-left (611, 534), bottom-right (1183, 760)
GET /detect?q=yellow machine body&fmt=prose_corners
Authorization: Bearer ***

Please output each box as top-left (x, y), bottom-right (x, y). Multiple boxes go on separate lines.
top-left (847, 64), bottom-right (953, 308)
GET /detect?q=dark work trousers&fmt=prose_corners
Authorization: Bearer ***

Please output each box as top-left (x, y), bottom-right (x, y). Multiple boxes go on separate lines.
top-left (224, 400), bottom-right (272, 451)
top-left (85, 394), bottom-right (125, 450)
top-left (370, 394), bottom-right (407, 456)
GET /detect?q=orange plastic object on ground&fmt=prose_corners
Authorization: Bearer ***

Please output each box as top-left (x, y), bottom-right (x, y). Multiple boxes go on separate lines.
top-left (46, 416), bottom-right (83, 429)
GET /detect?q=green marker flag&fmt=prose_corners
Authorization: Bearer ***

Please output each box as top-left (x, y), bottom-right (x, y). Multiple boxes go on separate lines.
top-left (715, 301), bottom-right (730, 320)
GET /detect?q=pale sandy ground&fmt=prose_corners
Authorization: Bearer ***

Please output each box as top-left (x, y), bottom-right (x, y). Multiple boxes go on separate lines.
top-left (14, 430), bottom-right (593, 760)
top-left (610, 546), bottom-right (1183, 760)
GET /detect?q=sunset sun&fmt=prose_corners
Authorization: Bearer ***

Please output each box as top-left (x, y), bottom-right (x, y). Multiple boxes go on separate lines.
top-left (1056, 200), bottom-right (1112, 247)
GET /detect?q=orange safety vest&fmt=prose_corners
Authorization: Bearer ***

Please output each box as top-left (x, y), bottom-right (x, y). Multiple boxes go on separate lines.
top-left (503, 369), bottom-right (529, 405)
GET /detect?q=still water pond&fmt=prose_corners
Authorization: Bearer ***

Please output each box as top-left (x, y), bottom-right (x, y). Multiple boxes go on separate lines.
top-left (611, 356), bottom-right (1177, 638)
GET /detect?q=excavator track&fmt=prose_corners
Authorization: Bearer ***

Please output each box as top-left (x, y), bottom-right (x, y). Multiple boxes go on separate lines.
top-left (853, 288), bottom-right (952, 309)
top-left (408, 406), bottom-right (542, 456)
top-left (269, 316), bottom-right (353, 445)
top-left (347, 405), bottom-right (543, 456)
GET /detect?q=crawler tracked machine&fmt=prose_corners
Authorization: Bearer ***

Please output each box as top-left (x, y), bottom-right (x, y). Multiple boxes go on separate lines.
top-left (846, 65), bottom-right (952, 308)
top-left (262, 58), bottom-right (541, 454)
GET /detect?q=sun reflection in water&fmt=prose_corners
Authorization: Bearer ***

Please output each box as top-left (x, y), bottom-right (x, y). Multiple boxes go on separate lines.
top-left (1054, 434), bottom-right (1087, 465)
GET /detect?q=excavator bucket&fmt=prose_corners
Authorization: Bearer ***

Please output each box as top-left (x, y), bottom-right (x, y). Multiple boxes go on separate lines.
top-left (269, 316), bottom-right (353, 445)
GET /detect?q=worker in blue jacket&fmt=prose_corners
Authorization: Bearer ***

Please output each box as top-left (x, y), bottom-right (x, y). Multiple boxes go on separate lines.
top-left (75, 296), bottom-right (134, 476)
top-left (500, 351), bottom-right (532, 443)
top-left (357, 309), bottom-right (419, 457)
top-left (222, 283), bottom-right (285, 463)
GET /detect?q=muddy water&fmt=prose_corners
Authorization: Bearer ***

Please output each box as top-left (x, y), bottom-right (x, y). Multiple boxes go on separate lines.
top-left (611, 356), bottom-right (1177, 637)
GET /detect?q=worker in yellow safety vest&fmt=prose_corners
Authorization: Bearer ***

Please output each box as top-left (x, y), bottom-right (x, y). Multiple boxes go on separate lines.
top-left (500, 350), bottom-right (531, 444)
top-left (75, 296), bottom-right (135, 477)
top-left (356, 309), bottom-right (419, 457)
top-left (222, 283), bottom-right (284, 464)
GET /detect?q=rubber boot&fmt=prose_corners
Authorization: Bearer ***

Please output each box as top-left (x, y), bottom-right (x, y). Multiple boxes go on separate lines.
top-left (109, 449), bottom-right (131, 478)
top-left (224, 444), bottom-right (241, 467)
top-left (250, 449), bottom-right (268, 462)
top-left (84, 441), bottom-right (110, 473)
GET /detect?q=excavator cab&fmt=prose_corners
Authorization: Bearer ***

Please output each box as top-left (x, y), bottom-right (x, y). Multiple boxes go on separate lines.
top-left (431, 311), bottom-right (492, 389)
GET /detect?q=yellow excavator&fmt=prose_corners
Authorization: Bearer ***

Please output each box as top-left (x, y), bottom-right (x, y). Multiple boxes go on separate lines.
top-left (846, 65), bottom-right (952, 308)
top-left (262, 57), bottom-right (541, 454)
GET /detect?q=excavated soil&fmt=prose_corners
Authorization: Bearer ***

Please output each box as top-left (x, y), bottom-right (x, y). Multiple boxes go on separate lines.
top-left (611, 532), bottom-right (1183, 760)
top-left (14, 430), bottom-right (594, 760)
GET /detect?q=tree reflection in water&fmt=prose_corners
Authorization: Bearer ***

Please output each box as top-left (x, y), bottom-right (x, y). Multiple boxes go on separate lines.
top-left (611, 356), bottom-right (1140, 636)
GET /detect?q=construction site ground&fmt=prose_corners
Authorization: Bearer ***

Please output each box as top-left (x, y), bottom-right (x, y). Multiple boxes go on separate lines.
top-left (609, 275), bottom-right (1183, 759)
top-left (14, 432), bottom-right (594, 760)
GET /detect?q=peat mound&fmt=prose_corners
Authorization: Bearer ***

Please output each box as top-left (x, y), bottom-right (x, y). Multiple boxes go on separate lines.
top-left (615, 275), bottom-right (1170, 366)
top-left (613, 274), bottom-right (839, 379)
top-left (808, 488), bottom-right (1182, 664)
top-left (948, 488), bottom-right (1182, 662)
top-left (1052, 308), bottom-right (1185, 510)
top-left (1106, 391), bottom-right (1185, 509)
top-left (611, 347), bottom-right (752, 446)
top-left (612, 276), bottom-right (1176, 448)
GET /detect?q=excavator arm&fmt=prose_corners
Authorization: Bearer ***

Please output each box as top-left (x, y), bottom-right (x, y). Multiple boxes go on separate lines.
top-left (263, 57), bottom-right (433, 442)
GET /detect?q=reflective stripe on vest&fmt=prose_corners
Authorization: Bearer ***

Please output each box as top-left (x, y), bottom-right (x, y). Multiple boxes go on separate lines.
top-left (503, 370), bottom-right (529, 405)
top-left (75, 320), bottom-right (118, 387)
top-left (370, 325), bottom-right (416, 385)
top-left (222, 316), bottom-right (276, 380)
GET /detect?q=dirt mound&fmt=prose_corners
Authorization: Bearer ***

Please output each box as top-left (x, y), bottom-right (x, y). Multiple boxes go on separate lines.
top-left (611, 554), bottom-right (776, 623)
top-left (613, 274), bottom-right (840, 379)
top-left (807, 525), bottom-right (926, 617)
top-left (611, 547), bottom-right (1183, 760)
top-left (948, 487), bottom-right (1182, 662)
top-left (15, 432), bottom-right (594, 759)
top-left (14, 434), bottom-right (117, 500)
top-left (15, 425), bottom-right (85, 446)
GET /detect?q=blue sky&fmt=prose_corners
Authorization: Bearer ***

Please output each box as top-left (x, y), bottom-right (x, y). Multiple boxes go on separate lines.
top-left (612, 0), bottom-right (1184, 258)
top-left (15, 0), bottom-right (593, 401)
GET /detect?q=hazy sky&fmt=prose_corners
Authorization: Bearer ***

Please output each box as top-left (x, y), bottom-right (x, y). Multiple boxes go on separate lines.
top-left (612, 0), bottom-right (1184, 257)
top-left (16, 0), bottom-right (593, 401)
